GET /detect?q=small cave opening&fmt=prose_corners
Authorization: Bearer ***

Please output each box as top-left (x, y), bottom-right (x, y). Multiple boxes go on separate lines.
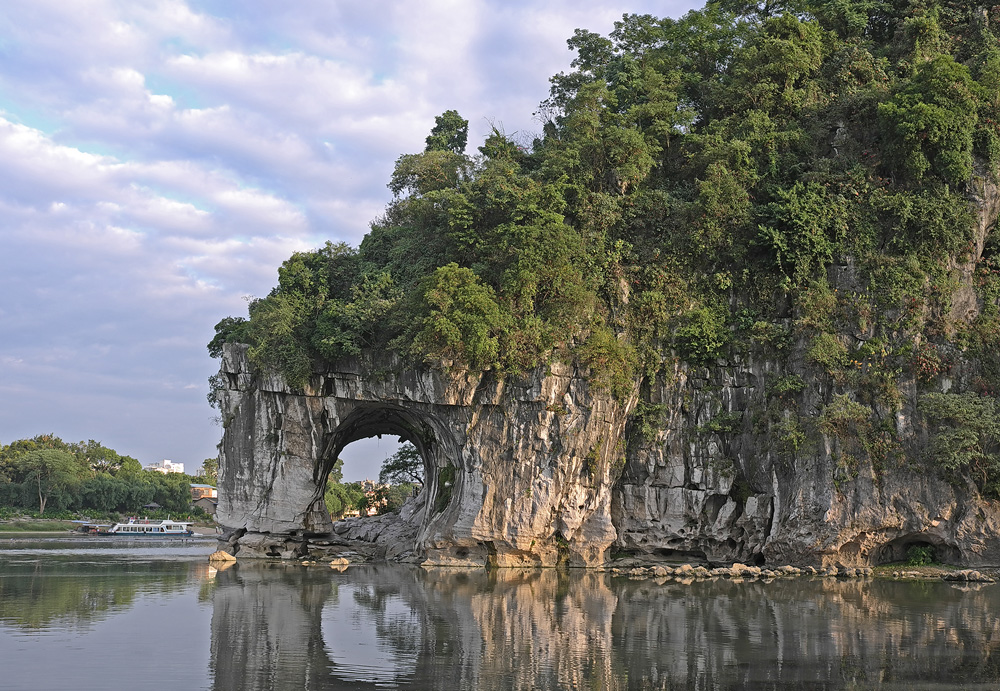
top-left (874, 535), bottom-right (960, 566)
top-left (703, 494), bottom-right (729, 524)
top-left (650, 546), bottom-right (708, 564)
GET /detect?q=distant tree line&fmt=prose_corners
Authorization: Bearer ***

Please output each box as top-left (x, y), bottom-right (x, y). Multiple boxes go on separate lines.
top-left (0, 434), bottom-right (216, 516)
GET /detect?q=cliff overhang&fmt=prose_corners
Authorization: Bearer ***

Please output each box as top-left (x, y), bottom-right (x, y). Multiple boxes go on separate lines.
top-left (214, 342), bottom-right (1000, 568)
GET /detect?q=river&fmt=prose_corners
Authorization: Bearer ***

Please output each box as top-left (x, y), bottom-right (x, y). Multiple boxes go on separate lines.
top-left (1, 535), bottom-right (998, 690)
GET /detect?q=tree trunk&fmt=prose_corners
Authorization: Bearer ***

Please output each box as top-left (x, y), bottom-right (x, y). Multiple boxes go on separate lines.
top-left (37, 479), bottom-right (47, 515)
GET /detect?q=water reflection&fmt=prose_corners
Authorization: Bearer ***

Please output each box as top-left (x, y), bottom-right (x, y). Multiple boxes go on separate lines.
top-left (0, 536), bottom-right (206, 630)
top-left (3, 537), bottom-right (999, 689)
top-left (210, 565), bottom-right (1000, 690)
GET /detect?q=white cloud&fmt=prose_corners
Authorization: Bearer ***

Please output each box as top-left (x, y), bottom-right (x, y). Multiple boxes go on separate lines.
top-left (0, 0), bottom-right (703, 465)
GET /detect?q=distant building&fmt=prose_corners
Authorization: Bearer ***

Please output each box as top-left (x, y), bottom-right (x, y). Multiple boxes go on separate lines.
top-left (145, 459), bottom-right (185, 474)
top-left (190, 484), bottom-right (218, 500)
top-left (359, 479), bottom-right (387, 516)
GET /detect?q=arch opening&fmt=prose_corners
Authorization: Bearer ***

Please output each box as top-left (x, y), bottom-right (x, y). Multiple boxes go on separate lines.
top-left (338, 437), bottom-right (403, 484)
top-left (317, 404), bottom-right (454, 523)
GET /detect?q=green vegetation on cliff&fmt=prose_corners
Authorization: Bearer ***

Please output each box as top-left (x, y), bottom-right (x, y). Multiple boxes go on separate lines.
top-left (211, 1), bottom-right (1000, 495)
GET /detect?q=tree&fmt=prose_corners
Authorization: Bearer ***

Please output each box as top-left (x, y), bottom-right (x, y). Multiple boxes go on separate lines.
top-left (368, 483), bottom-right (415, 514)
top-left (207, 316), bottom-right (250, 358)
top-left (116, 456), bottom-right (144, 478)
top-left (379, 443), bottom-right (424, 485)
top-left (920, 393), bottom-right (1000, 496)
top-left (199, 457), bottom-right (218, 484)
top-left (710, 0), bottom-right (811, 20)
top-left (313, 272), bottom-right (401, 361)
top-left (79, 474), bottom-right (130, 512)
top-left (878, 54), bottom-right (978, 185)
top-left (145, 471), bottom-right (192, 513)
top-left (389, 150), bottom-right (469, 197)
top-left (408, 263), bottom-right (505, 369)
top-left (73, 440), bottom-right (125, 474)
top-left (328, 457), bottom-right (344, 484)
top-left (17, 449), bottom-right (80, 514)
top-left (324, 480), bottom-right (365, 519)
top-left (425, 110), bottom-right (469, 154)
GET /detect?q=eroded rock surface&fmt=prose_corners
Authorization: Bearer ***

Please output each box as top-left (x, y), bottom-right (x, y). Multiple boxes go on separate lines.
top-left (215, 336), bottom-right (1000, 567)
top-left (216, 345), bottom-right (629, 566)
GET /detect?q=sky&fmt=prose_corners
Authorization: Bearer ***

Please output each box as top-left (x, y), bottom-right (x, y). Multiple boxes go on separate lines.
top-left (0, 0), bottom-right (703, 481)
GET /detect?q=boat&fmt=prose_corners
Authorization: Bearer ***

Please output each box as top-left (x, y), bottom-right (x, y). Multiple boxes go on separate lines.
top-left (95, 518), bottom-right (195, 537)
top-left (72, 521), bottom-right (111, 534)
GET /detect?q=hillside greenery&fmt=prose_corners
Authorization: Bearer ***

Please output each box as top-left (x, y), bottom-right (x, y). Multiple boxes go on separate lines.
top-left (210, 1), bottom-right (1000, 494)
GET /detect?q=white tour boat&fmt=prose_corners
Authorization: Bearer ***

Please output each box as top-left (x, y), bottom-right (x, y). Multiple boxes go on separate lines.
top-left (97, 518), bottom-right (194, 537)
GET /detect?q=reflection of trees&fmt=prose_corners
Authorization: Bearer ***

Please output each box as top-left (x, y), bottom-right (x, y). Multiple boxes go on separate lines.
top-left (0, 558), bottom-right (190, 630)
top-left (211, 564), bottom-right (1000, 690)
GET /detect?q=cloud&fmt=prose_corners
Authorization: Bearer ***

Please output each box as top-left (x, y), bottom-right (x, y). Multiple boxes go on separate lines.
top-left (0, 0), bottom-right (704, 467)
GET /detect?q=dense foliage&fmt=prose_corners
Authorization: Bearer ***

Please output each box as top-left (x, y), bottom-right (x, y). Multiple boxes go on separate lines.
top-left (0, 435), bottom-right (206, 515)
top-left (378, 443), bottom-right (424, 486)
top-left (211, 1), bottom-right (1000, 494)
top-left (323, 454), bottom-right (416, 518)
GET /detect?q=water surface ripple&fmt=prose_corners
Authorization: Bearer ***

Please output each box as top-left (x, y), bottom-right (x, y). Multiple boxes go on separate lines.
top-left (2, 536), bottom-right (999, 690)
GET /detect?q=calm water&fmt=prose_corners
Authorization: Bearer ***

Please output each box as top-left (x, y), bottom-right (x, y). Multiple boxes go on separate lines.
top-left (1, 536), bottom-right (999, 690)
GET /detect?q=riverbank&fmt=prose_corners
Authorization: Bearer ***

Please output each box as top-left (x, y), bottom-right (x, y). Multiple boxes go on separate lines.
top-left (221, 541), bottom-right (1000, 583)
top-left (601, 560), bottom-right (997, 583)
top-left (0, 519), bottom-right (76, 532)
top-left (0, 517), bottom-right (219, 534)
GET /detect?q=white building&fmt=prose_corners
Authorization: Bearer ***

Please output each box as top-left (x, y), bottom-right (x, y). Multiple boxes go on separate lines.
top-left (145, 459), bottom-right (185, 474)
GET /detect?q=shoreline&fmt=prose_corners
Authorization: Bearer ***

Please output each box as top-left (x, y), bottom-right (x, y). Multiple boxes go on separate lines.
top-left (0, 517), bottom-right (219, 534)
top-left (8, 518), bottom-right (996, 583)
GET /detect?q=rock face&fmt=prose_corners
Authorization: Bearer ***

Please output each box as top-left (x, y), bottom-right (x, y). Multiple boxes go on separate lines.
top-left (216, 345), bottom-right (629, 566)
top-left (612, 360), bottom-right (1000, 567)
top-left (215, 333), bottom-right (1000, 566)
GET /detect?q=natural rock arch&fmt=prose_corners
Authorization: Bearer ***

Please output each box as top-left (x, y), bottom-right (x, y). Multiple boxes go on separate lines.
top-left (214, 343), bottom-right (1000, 567)
top-left (214, 343), bottom-right (629, 565)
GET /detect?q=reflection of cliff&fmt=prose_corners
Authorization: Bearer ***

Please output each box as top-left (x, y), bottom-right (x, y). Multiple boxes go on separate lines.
top-left (0, 558), bottom-right (191, 630)
top-left (210, 565), bottom-right (342, 691)
top-left (209, 564), bottom-right (1000, 690)
top-left (458, 569), bottom-right (626, 690)
top-left (613, 578), bottom-right (1000, 688)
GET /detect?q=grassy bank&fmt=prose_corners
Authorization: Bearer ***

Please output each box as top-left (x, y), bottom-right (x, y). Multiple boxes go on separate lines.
top-left (0, 519), bottom-right (77, 532)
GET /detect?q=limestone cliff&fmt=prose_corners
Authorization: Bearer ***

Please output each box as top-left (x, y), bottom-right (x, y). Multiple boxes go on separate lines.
top-left (215, 329), bottom-right (1000, 567)
top-left (207, 5), bottom-right (1000, 569)
top-left (216, 344), bottom-right (628, 566)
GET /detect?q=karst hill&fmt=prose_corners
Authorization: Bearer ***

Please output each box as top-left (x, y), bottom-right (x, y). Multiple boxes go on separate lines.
top-left (209, 1), bottom-right (1000, 567)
